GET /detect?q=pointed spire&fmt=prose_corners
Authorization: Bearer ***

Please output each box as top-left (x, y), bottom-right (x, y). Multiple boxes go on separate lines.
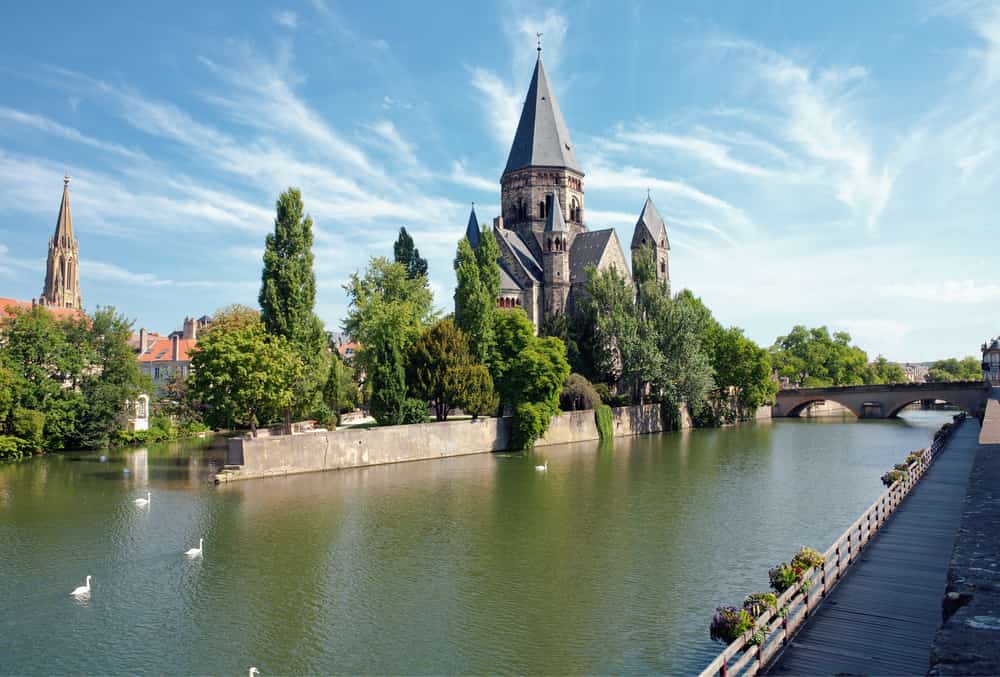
top-left (465, 204), bottom-right (481, 248)
top-left (631, 195), bottom-right (670, 250)
top-left (54, 175), bottom-right (74, 245)
top-left (544, 194), bottom-right (567, 232)
top-left (503, 52), bottom-right (581, 176)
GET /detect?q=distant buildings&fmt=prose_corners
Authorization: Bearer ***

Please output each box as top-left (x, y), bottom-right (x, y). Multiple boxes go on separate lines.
top-left (901, 363), bottom-right (930, 383)
top-left (135, 315), bottom-right (211, 392)
top-left (983, 337), bottom-right (1000, 386)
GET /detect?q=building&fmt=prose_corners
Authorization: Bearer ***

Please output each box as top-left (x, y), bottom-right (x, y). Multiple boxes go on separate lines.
top-left (41, 177), bottom-right (83, 311)
top-left (983, 337), bottom-right (1000, 386)
top-left (464, 48), bottom-right (671, 330)
top-left (0, 297), bottom-right (82, 323)
top-left (134, 316), bottom-right (211, 392)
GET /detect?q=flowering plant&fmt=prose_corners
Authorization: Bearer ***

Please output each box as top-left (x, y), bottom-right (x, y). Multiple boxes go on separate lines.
top-left (791, 546), bottom-right (825, 572)
top-left (768, 562), bottom-right (802, 593)
top-left (881, 468), bottom-right (908, 487)
top-left (709, 606), bottom-right (753, 644)
top-left (743, 592), bottom-right (778, 618)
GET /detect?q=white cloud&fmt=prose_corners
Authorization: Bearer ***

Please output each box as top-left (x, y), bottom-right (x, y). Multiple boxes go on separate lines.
top-left (0, 106), bottom-right (144, 160)
top-left (366, 120), bottom-right (421, 171)
top-left (273, 10), bottom-right (298, 29)
top-left (470, 67), bottom-right (522, 149)
top-left (834, 319), bottom-right (912, 357)
top-left (447, 161), bottom-right (496, 192)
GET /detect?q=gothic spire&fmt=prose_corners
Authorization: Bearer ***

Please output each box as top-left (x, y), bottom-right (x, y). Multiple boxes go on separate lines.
top-left (54, 176), bottom-right (74, 246)
top-left (631, 195), bottom-right (670, 250)
top-left (503, 52), bottom-right (582, 176)
top-left (465, 204), bottom-right (481, 248)
top-left (42, 176), bottom-right (83, 310)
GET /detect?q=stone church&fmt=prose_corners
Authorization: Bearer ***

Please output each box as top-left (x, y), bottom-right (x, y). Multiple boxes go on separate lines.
top-left (465, 50), bottom-right (671, 331)
top-left (41, 176), bottom-right (83, 311)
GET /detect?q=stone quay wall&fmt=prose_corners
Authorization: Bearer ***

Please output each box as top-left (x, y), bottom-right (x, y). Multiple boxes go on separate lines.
top-left (219, 403), bottom-right (680, 483)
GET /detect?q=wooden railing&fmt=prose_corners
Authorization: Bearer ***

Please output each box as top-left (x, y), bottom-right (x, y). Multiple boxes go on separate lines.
top-left (698, 415), bottom-right (964, 677)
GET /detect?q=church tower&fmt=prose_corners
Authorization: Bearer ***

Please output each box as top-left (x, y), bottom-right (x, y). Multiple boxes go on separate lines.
top-left (630, 195), bottom-right (670, 295)
top-left (500, 48), bottom-right (585, 259)
top-left (542, 192), bottom-right (571, 315)
top-left (41, 177), bottom-right (83, 310)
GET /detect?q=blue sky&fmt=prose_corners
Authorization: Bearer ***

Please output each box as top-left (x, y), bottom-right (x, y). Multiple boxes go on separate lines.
top-left (0, 0), bottom-right (997, 362)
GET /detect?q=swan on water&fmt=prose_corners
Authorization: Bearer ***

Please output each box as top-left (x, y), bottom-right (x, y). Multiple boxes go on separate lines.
top-left (184, 538), bottom-right (204, 558)
top-left (135, 491), bottom-right (150, 507)
top-left (70, 575), bottom-right (92, 596)
top-left (535, 460), bottom-right (548, 472)
top-left (249, 668), bottom-right (260, 677)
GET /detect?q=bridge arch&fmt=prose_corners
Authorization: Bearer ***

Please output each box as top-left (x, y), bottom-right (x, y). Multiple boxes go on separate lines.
top-left (884, 397), bottom-right (977, 419)
top-left (774, 382), bottom-right (990, 420)
top-left (783, 397), bottom-right (862, 418)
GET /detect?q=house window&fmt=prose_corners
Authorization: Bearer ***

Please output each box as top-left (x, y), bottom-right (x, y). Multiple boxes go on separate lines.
top-left (153, 367), bottom-right (160, 380)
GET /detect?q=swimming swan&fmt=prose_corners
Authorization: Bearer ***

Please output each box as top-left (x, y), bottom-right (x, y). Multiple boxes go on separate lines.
top-left (534, 460), bottom-right (548, 472)
top-left (249, 668), bottom-right (260, 677)
top-left (70, 575), bottom-right (92, 596)
top-left (184, 538), bottom-right (204, 558)
top-left (135, 491), bottom-right (150, 506)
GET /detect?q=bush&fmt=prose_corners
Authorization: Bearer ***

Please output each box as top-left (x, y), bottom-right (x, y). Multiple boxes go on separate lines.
top-left (881, 468), bottom-right (908, 487)
top-left (609, 394), bottom-right (631, 408)
top-left (768, 562), bottom-right (801, 593)
top-left (905, 450), bottom-right (925, 465)
top-left (0, 435), bottom-right (28, 461)
top-left (709, 606), bottom-right (753, 644)
top-left (743, 592), bottom-right (778, 618)
top-left (400, 398), bottom-right (429, 424)
top-left (593, 383), bottom-right (611, 404)
top-left (511, 402), bottom-right (548, 450)
top-left (11, 408), bottom-right (46, 451)
top-left (559, 373), bottom-right (601, 411)
top-left (595, 404), bottom-right (613, 441)
top-left (791, 546), bottom-right (825, 572)
top-left (447, 364), bottom-right (497, 419)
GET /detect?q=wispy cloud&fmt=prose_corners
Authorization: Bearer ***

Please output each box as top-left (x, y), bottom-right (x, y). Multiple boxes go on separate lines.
top-left (0, 106), bottom-right (144, 160)
top-left (447, 160), bottom-right (496, 192)
top-left (273, 10), bottom-right (298, 29)
top-left (879, 280), bottom-right (1000, 303)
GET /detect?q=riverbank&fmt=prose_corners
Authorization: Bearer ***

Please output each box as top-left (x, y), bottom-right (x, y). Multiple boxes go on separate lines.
top-left (929, 424), bottom-right (1000, 675)
top-left (216, 403), bottom-right (689, 482)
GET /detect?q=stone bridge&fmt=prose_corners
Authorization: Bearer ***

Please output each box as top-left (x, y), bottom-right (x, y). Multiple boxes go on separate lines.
top-left (773, 381), bottom-right (991, 419)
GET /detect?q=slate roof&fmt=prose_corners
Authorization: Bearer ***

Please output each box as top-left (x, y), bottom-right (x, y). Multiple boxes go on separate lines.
top-left (503, 55), bottom-right (582, 176)
top-left (631, 196), bottom-right (670, 249)
top-left (496, 229), bottom-right (542, 282)
top-left (498, 262), bottom-right (522, 291)
top-left (544, 194), bottom-right (567, 232)
top-left (569, 229), bottom-right (615, 283)
top-left (465, 207), bottom-right (481, 248)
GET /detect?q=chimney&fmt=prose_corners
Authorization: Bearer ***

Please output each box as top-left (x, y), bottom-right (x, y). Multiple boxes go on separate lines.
top-left (139, 328), bottom-right (147, 354)
top-left (494, 216), bottom-right (504, 230)
top-left (171, 334), bottom-right (180, 361)
top-left (31, 297), bottom-right (37, 308)
top-left (183, 316), bottom-right (197, 340)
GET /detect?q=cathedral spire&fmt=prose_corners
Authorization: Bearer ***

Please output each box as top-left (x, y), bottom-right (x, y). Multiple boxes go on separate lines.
top-left (42, 176), bottom-right (83, 310)
top-left (503, 51), bottom-right (581, 176)
top-left (54, 176), bottom-right (74, 246)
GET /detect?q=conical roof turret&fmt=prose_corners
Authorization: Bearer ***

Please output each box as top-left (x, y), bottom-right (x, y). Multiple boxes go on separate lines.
top-left (503, 53), bottom-right (582, 176)
top-left (544, 194), bottom-right (567, 232)
top-left (54, 176), bottom-right (74, 245)
top-left (631, 195), bottom-right (669, 249)
top-left (465, 206), bottom-right (481, 248)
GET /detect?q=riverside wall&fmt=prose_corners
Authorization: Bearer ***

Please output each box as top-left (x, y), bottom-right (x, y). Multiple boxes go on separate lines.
top-left (218, 404), bottom-right (680, 483)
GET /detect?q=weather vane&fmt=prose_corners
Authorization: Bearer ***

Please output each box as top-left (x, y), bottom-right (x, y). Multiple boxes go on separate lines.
top-left (536, 32), bottom-right (543, 53)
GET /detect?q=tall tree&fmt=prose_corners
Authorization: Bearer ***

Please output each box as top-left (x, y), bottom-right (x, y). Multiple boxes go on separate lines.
top-left (407, 319), bottom-right (473, 421)
top-left (926, 357), bottom-right (981, 382)
top-left (258, 188), bottom-right (329, 419)
top-left (454, 228), bottom-right (500, 365)
top-left (770, 326), bottom-right (869, 387)
top-left (394, 227), bottom-right (428, 279)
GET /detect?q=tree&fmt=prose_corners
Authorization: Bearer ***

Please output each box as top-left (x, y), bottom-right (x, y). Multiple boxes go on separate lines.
top-left (653, 292), bottom-right (715, 414)
top-left (454, 228), bottom-right (500, 365)
top-left (866, 355), bottom-right (907, 384)
top-left (77, 308), bottom-right (151, 448)
top-left (188, 319), bottom-right (301, 436)
top-left (367, 339), bottom-right (408, 426)
top-left (407, 319), bottom-right (473, 421)
top-left (323, 354), bottom-right (358, 417)
top-left (258, 188), bottom-right (330, 419)
top-left (394, 227), bottom-right (428, 279)
top-left (506, 336), bottom-right (571, 449)
top-left (489, 308), bottom-right (536, 409)
top-left (560, 373), bottom-right (601, 411)
top-left (926, 357), bottom-right (981, 382)
top-left (707, 326), bottom-right (776, 422)
top-left (770, 326), bottom-right (869, 387)
top-left (447, 365), bottom-right (497, 419)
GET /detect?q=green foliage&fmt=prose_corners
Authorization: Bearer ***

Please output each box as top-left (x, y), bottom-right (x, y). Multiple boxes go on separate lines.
top-left (768, 563), bottom-right (802, 593)
top-left (709, 606), bottom-right (753, 644)
top-left (407, 319), bottom-right (473, 421)
top-left (743, 592), bottom-right (778, 619)
top-left (323, 355), bottom-right (358, 417)
top-left (594, 404), bottom-right (613, 441)
top-left (188, 317), bottom-right (301, 435)
top-left (926, 356), bottom-right (982, 382)
top-left (593, 382), bottom-right (611, 404)
top-left (367, 339), bottom-right (408, 426)
top-left (489, 309), bottom-right (536, 408)
top-left (866, 355), bottom-right (907, 384)
top-left (511, 401), bottom-right (548, 450)
top-left (560, 373), bottom-right (602, 411)
top-left (770, 325), bottom-right (870, 387)
top-left (10, 408), bottom-right (45, 451)
top-left (791, 546), bottom-right (825, 571)
top-left (446, 364), bottom-right (497, 419)
top-left (0, 435), bottom-right (27, 461)
top-left (453, 230), bottom-right (499, 365)
top-left (881, 468), bottom-right (908, 486)
top-left (400, 398), bottom-right (429, 424)
top-left (393, 227), bottom-right (428, 279)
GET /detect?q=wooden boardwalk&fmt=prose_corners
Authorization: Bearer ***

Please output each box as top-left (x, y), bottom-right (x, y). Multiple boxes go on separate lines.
top-left (768, 418), bottom-right (980, 676)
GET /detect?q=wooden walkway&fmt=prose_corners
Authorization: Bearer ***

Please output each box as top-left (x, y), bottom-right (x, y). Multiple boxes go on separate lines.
top-left (768, 418), bottom-right (980, 676)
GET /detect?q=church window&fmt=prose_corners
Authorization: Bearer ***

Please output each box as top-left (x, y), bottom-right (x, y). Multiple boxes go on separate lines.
top-left (539, 201), bottom-right (546, 219)
top-left (547, 237), bottom-right (552, 251)
top-left (661, 261), bottom-right (666, 273)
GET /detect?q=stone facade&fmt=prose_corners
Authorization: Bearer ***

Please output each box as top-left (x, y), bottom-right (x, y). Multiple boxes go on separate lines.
top-left (41, 177), bottom-right (83, 310)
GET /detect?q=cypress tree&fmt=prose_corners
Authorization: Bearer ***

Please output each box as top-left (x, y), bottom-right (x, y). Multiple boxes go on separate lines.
top-left (394, 227), bottom-right (428, 279)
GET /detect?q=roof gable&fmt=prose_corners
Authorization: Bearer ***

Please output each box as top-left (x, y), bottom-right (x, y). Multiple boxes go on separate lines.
top-left (631, 196), bottom-right (670, 250)
top-left (503, 55), bottom-right (582, 176)
top-left (496, 229), bottom-right (542, 282)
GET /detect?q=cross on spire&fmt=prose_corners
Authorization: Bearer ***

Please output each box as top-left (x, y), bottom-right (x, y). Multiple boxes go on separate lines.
top-left (536, 32), bottom-right (543, 54)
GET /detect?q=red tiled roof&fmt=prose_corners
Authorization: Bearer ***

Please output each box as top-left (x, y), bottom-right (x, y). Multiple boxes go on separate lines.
top-left (138, 337), bottom-right (198, 363)
top-left (338, 341), bottom-right (360, 357)
top-left (0, 297), bottom-right (84, 322)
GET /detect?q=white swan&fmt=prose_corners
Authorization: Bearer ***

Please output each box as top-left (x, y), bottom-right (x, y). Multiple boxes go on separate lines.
top-left (535, 460), bottom-right (548, 472)
top-left (134, 491), bottom-right (150, 507)
top-left (249, 668), bottom-right (260, 677)
top-left (184, 538), bottom-right (204, 558)
top-left (70, 575), bottom-right (92, 596)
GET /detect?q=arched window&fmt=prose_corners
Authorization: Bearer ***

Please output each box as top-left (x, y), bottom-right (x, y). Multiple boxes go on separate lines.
top-left (539, 201), bottom-right (546, 219)
top-left (570, 198), bottom-right (579, 222)
top-left (547, 237), bottom-right (552, 251)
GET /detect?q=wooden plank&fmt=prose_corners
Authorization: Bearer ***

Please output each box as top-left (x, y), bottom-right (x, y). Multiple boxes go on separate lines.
top-left (766, 419), bottom-right (979, 676)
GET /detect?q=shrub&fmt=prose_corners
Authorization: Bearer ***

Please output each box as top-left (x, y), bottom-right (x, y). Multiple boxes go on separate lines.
top-left (743, 592), bottom-right (778, 618)
top-left (400, 398), bottom-right (429, 425)
top-left (905, 450), bottom-right (925, 465)
top-left (447, 364), bottom-right (497, 419)
top-left (559, 374), bottom-right (601, 411)
top-left (791, 546), bottom-right (825, 572)
top-left (511, 402), bottom-right (548, 450)
top-left (0, 435), bottom-right (27, 461)
top-left (594, 404), bottom-right (613, 441)
top-left (881, 468), bottom-right (908, 487)
top-left (609, 394), bottom-right (631, 408)
top-left (11, 408), bottom-right (46, 451)
top-left (768, 563), bottom-right (802, 593)
top-left (593, 383), bottom-right (611, 404)
top-left (893, 462), bottom-right (910, 472)
top-left (709, 606), bottom-right (753, 644)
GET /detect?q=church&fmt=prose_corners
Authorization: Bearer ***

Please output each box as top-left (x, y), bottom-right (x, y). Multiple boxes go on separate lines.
top-left (464, 49), bottom-right (671, 331)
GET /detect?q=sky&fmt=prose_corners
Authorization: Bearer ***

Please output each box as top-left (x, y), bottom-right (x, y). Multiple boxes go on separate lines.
top-left (0, 0), bottom-right (997, 363)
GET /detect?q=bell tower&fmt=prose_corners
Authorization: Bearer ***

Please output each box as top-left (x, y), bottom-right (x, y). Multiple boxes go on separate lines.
top-left (630, 195), bottom-right (671, 295)
top-left (542, 193), bottom-right (571, 315)
top-left (41, 176), bottom-right (83, 310)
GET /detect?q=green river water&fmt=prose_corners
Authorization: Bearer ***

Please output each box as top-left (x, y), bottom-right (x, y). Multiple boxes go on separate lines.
top-left (0, 410), bottom-right (952, 675)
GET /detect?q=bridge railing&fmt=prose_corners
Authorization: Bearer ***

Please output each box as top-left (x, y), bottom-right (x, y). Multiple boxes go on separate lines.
top-left (697, 415), bottom-right (964, 677)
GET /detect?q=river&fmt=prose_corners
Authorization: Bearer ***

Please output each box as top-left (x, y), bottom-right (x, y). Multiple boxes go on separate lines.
top-left (0, 410), bottom-right (952, 675)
